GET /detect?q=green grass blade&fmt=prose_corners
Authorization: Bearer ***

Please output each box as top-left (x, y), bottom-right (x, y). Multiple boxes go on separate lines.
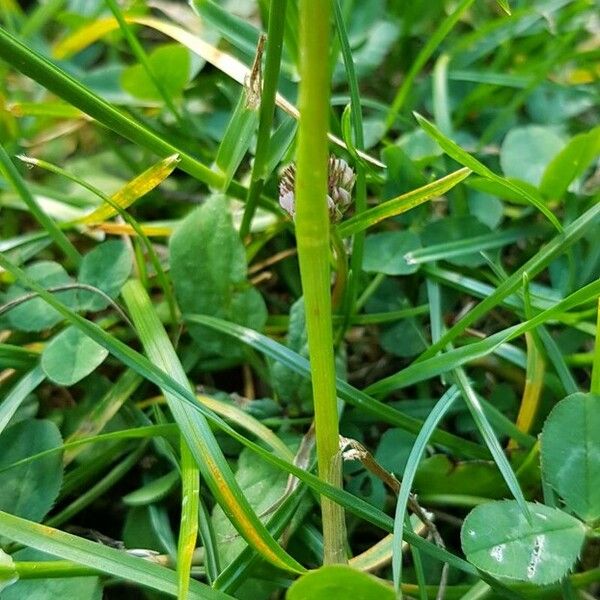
top-left (393, 386), bottom-right (460, 593)
top-left (0, 344), bottom-right (39, 370)
top-left (214, 489), bottom-right (309, 593)
top-left (537, 327), bottom-right (579, 396)
top-left (333, 0), bottom-right (368, 333)
top-left (413, 113), bottom-right (562, 231)
top-left (121, 280), bottom-right (305, 574)
top-left (215, 88), bottom-right (259, 190)
top-left (453, 368), bottom-right (530, 519)
top-left (0, 425), bottom-right (176, 476)
top-left (0, 510), bottom-right (231, 599)
top-left (418, 195), bottom-right (600, 361)
top-left (0, 142), bottom-right (80, 265)
top-left (198, 494), bottom-right (220, 584)
top-left (186, 313), bottom-right (488, 459)
top-left (76, 154), bottom-right (180, 225)
top-left (47, 443), bottom-right (147, 528)
top-left (405, 225), bottom-right (543, 265)
top-left (336, 168), bottom-right (471, 238)
top-left (23, 155), bottom-right (179, 329)
top-left (0, 365), bottom-right (45, 435)
top-left (240, 2), bottom-right (287, 237)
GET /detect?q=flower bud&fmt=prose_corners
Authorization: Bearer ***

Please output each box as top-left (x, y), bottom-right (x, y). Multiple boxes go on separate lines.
top-left (278, 156), bottom-right (355, 222)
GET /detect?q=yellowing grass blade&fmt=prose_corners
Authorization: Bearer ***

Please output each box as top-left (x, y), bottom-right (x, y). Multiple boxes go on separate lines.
top-left (93, 222), bottom-right (174, 237)
top-left (121, 280), bottom-right (305, 575)
top-left (53, 17), bottom-right (384, 169)
top-left (78, 154), bottom-right (180, 225)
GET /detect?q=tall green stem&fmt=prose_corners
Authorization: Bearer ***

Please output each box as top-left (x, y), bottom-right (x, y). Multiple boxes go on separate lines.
top-left (296, 0), bottom-right (346, 564)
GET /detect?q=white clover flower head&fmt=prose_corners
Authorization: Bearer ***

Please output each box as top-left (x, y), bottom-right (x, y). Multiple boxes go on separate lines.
top-left (278, 156), bottom-right (355, 222)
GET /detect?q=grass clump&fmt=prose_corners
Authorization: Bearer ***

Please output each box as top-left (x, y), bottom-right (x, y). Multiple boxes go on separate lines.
top-left (0, 1), bottom-right (599, 599)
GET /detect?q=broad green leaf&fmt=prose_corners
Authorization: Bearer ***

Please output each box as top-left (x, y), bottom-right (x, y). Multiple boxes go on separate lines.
top-left (169, 195), bottom-right (267, 358)
top-left (6, 261), bottom-right (75, 331)
top-left (0, 511), bottom-right (230, 599)
top-left (287, 565), bottom-right (395, 600)
top-left (77, 241), bottom-right (132, 310)
top-left (1, 548), bottom-right (102, 600)
top-left (41, 327), bottom-right (109, 386)
top-left (363, 231), bottom-right (421, 275)
top-left (337, 168), bottom-right (471, 238)
top-left (500, 126), bottom-right (565, 187)
top-left (413, 113), bottom-right (562, 231)
top-left (78, 155), bottom-right (180, 225)
top-left (540, 126), bottom-right (600, 199)
top-left (541, 392), bottom-right (600, 522)
top-left (121, 280), bottom-right (304, 574)
top-left (271, 298), bottom-right (312, 412)
top-left (0, 419), bottom-right (63, 522)
top-left (461, 501), bottom-right (586, 585)
top-left (380, 319), bottom-right (427, 358)
top-left (468, 189), bottom-right (504, 229)
top-left (121, 43), bottom-right (190, 101)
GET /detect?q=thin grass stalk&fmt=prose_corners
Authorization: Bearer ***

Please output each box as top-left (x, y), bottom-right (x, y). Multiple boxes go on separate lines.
top-left (392, 387), bottom-right (459, 596)
top-left (0, 143), bottom-right (81, 265)
top-left (296, 0), bottom-right (346, 564)
top-left (239, 0), bottom-right (288, 238)
top-left (332, 0), bottom-right (367, 330)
